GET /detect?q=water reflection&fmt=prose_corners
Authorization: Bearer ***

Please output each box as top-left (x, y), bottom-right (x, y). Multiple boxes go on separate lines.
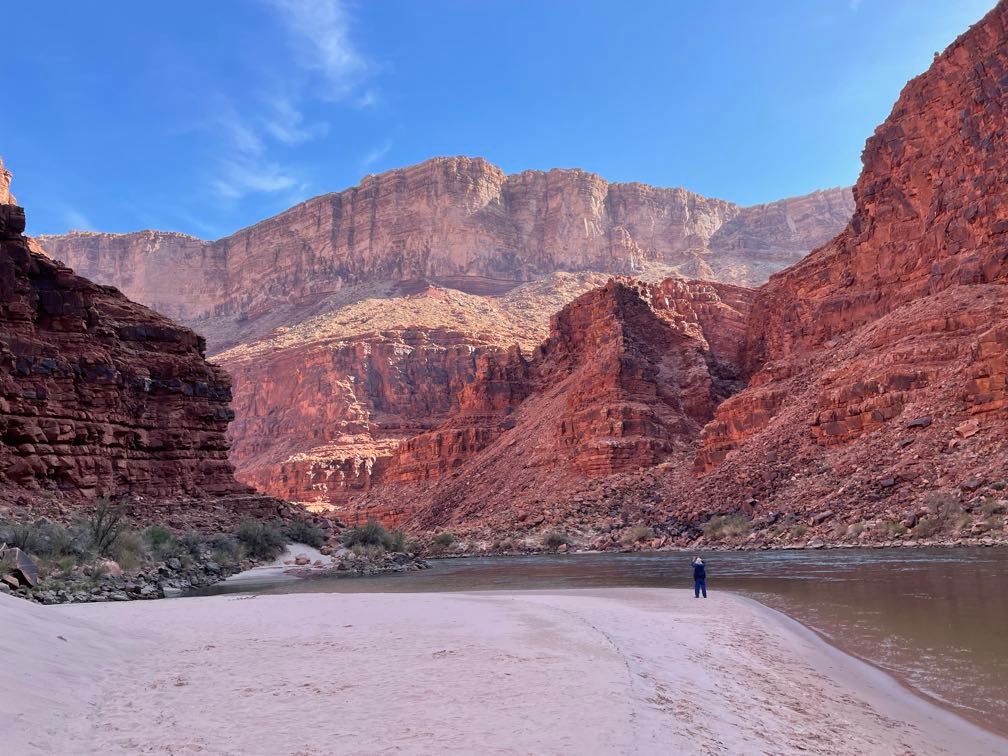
top-left (190, 547), bottom-right (1008, 734)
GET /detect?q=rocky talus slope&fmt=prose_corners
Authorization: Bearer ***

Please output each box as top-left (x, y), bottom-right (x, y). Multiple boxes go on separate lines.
top-left (0, 162), bottom-right (292, 527)
top-left (36, 164), bottom-right (850, 506)
top-left (355, 3), bottom-right (1008, 550)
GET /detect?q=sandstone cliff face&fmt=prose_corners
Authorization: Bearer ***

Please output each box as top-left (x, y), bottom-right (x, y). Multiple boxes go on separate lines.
top-left (0, 159), bottom-right (13, 205)
top-left (353, 279), bottom-right (753, 527)
top-left (35, 161), bottom-right (848, 509)
top-left (211, 279), bottom-right (586, 505)
top-left (700, 1), bottom-right (1008, 466)
top-left (745, 7), bottom-right (1008, 367)
top-left (0, 168), bottom-right (271, 522)
top-left (352, 4), bottom-right (1008, 545)
top-left (38, 160), bottom-right (851, 333)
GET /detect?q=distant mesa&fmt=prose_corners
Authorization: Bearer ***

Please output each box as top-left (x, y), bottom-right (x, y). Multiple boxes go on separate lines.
top-left (37, 157), bottom-right (852, 331)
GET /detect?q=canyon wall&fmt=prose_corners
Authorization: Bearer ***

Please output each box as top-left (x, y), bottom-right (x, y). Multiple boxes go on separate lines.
top-left (701, 0), bottom-right (1008, 465)
top-left (354, 278), bottom-right (753, 527)
top-left (38, 161), bottom-right (851, 329)
top-left (35, 163), bottom-right (850, 508)
top-left (0, 162), bottom-right (290, 526)
top-left (352, 3), bottom-right (1008, 544)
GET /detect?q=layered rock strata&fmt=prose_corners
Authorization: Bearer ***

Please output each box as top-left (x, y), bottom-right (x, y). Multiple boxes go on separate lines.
top-left (38, 161), bottom-right (851, 331)
top-left (699, 0), bottom-right (1008, 467)
top-left (354, 279), bottom-right (753, 526)
top-left (34, 162), bottom-right (850, 508)
top-left (357, 3), bottom-right (1008, 543)
top-left (0, 165), bottom-right (273, 520)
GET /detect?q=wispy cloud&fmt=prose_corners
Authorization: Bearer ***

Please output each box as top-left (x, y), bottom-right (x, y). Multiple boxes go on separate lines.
top-left (266, 0), bottom-right (368, 99)
top-left (260, 93), bottom-right (329, 145)
top-left (203, 0), bottom-right (373, 201)
top-left (356, 88), bottom-right (380, 109)
top-left (211, 158), bottom-right (299, 200)
top-left (361, 140), bottom-right (393, 171)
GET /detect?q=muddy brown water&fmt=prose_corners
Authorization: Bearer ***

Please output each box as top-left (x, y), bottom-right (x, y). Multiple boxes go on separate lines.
top-left (190, 547), bottom-right (1008, 735)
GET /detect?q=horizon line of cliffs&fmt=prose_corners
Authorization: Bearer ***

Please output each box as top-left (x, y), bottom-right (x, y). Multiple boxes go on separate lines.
top-left (36, 159), bottom-right (852, 326)
top-left (30, 160), bottom-right (854, 513)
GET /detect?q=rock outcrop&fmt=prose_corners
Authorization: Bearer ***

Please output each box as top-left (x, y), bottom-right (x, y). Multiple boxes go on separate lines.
top-left (698, 0), bottom-right (1008, 468)
top-left (0, 160), bottom-right (278, 522)
top-left (354, 278), bottom-right (753, 527)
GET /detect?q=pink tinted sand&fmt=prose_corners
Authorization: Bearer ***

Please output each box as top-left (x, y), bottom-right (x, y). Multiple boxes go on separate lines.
top-left (3, 588), bottom-right (1004, 755)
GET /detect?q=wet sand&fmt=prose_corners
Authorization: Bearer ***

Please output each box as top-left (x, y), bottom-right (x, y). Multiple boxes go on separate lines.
top-left (3, 588), bottom-right (1004, 755)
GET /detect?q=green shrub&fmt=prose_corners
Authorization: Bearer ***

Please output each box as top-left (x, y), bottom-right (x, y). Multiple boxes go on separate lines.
top-left (351, 543), bottom-right (385, 559)
top-left (205, 533), bottom-right (243, 565)
top-left (789, 523), bottom-right (808, 540)
top-left (180, 531), bottom-right (207, 558)
top-left (873, 520), bottom-right (906, 539)
top-left (923, 490), bottom-right (958, 514)
top-left (425, 531), bottom-right (457, 556)
top-left (912, 516), bottom-right (942, 538)
top-left (234, 519), bottom-right (287, 561)
top-left (142, 525), bottom-right (183, 560)
top-left (432, 532), bottom-right (455, 548)
top-left (0, 520), bottom-right (40, 552)
top-left (109, 529), bottom-right (145, 570)
top-left (1, 518), bottom-right (91, 560)
top-left (342, 520), bottom-right (388, 548)
top-left (980, 497), bottom-right (1007, 517)
top-left (620, 525), bottom-right (655, 545)
top-left (282, 520), bottom-right (326, 548)
top-left (703, 515), bottom-right (751, 540)
top-left (543, 531), bottom-right (574, 549)
top-left (383, 529), bottom-right (407, 552)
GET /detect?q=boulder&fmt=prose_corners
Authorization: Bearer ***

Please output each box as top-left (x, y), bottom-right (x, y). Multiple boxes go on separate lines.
top-left (2, 547), bottom-right (39, 587)
top-left (98, 559), bottom-right (123, 577)
top-left (956, 419), bottom-right (981, 439)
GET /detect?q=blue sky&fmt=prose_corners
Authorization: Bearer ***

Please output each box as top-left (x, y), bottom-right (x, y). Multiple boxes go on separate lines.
top-left (1, 0), bottom-right (996, 238)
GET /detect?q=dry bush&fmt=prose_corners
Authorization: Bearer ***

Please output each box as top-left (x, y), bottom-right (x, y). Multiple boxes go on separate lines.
top-left (703, 515), bottom-right (751, 540)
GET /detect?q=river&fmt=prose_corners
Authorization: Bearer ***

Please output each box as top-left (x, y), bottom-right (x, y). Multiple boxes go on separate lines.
top-left (190, 547), bottom-right (1008, 735)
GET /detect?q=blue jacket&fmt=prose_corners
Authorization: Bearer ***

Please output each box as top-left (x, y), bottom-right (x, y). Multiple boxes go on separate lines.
top-left (693, 562), bottom-right (706, 580)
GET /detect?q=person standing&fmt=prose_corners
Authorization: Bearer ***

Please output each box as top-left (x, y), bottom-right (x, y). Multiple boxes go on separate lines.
top-left (692, 556), bottom-right (707, 598)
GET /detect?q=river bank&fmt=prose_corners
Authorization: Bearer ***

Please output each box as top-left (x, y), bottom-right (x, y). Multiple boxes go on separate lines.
top-left (4, 587), bottom-right (1005, 755)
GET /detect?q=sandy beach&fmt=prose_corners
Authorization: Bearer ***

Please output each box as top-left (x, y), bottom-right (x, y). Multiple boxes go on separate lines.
top-left (3, 588), bottom-right (1004, 755)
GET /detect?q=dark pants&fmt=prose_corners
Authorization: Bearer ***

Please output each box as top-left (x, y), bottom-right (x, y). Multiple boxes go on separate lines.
top-left (694, 578), bottom-right (707, 598)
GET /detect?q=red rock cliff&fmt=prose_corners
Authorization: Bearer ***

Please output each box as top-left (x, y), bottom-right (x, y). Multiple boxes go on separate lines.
top-left (353, 4), bottom-right (1008, 541)
top-left (687, 3), bottom-right (1008, 530)
top-left (38, 159), bottom-right (851, 331)
top-left (0, 163), bottom-right (257, 514)
top-left (354, 278), bottom-right (753, 527)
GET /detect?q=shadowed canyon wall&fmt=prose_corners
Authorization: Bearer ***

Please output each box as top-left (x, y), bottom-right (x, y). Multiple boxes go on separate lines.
top-left (0, 160), bottom-right (292, 526)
